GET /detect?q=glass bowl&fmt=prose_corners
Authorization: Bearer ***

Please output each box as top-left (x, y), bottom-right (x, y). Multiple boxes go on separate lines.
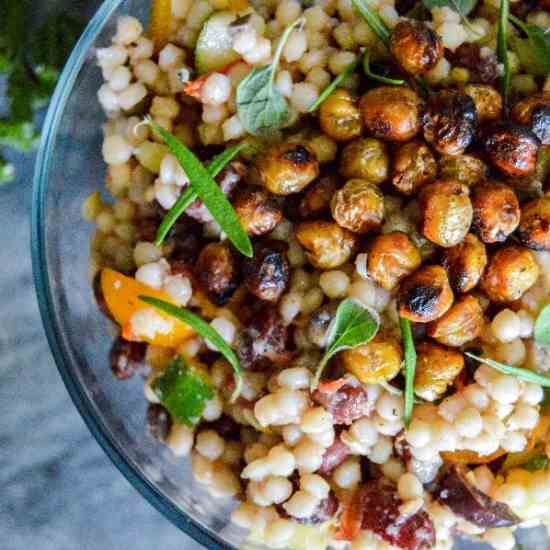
top-left (30, 1), bottom-right (548, 549)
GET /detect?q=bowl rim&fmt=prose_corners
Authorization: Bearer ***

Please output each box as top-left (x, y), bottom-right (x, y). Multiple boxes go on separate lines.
top-left (31, 2), bottom-right (231, 547)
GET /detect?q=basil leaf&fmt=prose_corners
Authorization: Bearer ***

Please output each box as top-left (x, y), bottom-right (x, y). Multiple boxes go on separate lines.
top-left (363, 50), bottom-right (405, 86)
top-left (534, 304), bottom-right (550, 346)
top-left (497, 0), bottom-right (511, 110)
top-left (509, 14), bottom-right (550, 76)
top-left (422, 0), bottom-right (477, 17)
top-left (350, 0), bottom-right (390, 46)
top-left (400, 317), bottom-right (417, 427)
top-left (154, 141), bottom-right (246, 246)
top-left (147, 119), bottom-right (253, 257)
top-left (307, 60), bottom-right (359, 112)
top-left (236, 18), bottom-right (304, 135)
top-left (312, 298), bottom-right (380, 388)
top-left (152, 356), bottom-right (214, 427)
top-left (139, 295), bottom-right (243, 401)
top-left (465, 352), bottom-right (550, 388)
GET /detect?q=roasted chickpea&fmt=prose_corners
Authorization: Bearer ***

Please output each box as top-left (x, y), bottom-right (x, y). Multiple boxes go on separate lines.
top-left (339, 138), bottom-right (389, 184)
top-left (255, 143), bottom-right (319, 195)
top-left (233, 188), bottom-right (282, 236)
top-left (367, 232), bottom-right (422, 290)
top-left (464, 84), bottom-right (503, 123)
top-left (319, 88), bottom-right (363, 142)
top-left (339, 331), bottom-right (402, 384)
top-left (414, 341), bottom-right (465, 401)
top-left (470, 181), bottom-right (520, 244)
top-left (419, 180), bottom-right (473, 248)
top-left (392, 140), bottom-right (437, 195)
top-left (331, 179), bottom-right (385, 234)
top-left (483, 124), bottom-right (540, 177)
top-left (359, 86), bottom-right (423, 142)
top-left (196, 242), bottom-right (240, 305)
top-left (438, 154), bottom-right (487, 187)
top-left (243, 241), bottom-right (289, 303)
top-left (511, 93), bottom-right (550, 145)
top-left (422, 91), bottom-right (477, 156)
top-left (295, 220), bottom-right (358, 269)
top-left (426, 294), bottom-right (484, 347)
top-left (441, 233), bottom-right (487, 293)
top-left (398, 265), bottom-right (454, 323)
top-left (299, 174), bottom-right (338, 219)
top-left (517, 197), bottom-right (550, 251)
top-left (480, 246), bottom-right (540, 303)
top-left (389, 20), bottom-right (443, 75)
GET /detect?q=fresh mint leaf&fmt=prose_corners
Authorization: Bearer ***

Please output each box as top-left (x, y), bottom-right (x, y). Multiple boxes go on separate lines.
top-left (152, 356), bottom-right (214, 427)
top-left (139, 296), bottom-right (243, 402)
top-left (422, 0), bottom-right (477, 16)
top-left (534, 304), bottom-right (550, 346)
top-left (497, 0), bottom-right (511, 109)
top-left (154, 141), bottom-right (246, 246)
top-left (147, 119), bottom-right (253, 257)
top-left (236, 18), bottom-right (304, 135)
top-left (400, 317), bottom-right (417, 426)
top-left (465, 352), bottom-right (550, 388)
top-left (312, 298), bottom-right (380, 388)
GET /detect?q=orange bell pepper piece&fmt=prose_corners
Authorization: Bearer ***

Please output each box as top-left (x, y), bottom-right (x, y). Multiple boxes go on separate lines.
top-left (100, 268), bottom-right (194, 347)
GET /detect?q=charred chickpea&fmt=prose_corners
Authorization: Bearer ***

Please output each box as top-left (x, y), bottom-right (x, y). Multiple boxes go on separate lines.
top-left (359, 86), bottom-right (423, 142)
top-left (517, 197), bottom-right (550, 251)
top-left (511, 93), bottom-right (550, 145)
top-left (196, 242), bottom-right (240, 305)
top-left (389, 20), bottom-right (443, 75)
top-left (339, 331), bottom-right (402, 384)
top-left (255, 143), bottom-right (319, 195)
top-left (367, 232), bottom-right (422, 290)
top-left (414, 341), bottom-right (465, 401)
top-left (441, 233), bottom-right (488, 294)
top-left (295, 220), bottom-right (358, 269)
top-left (299, 174), bottom-right (338, 219)
top-left (483, 124), bottom-right (540, 177)
top-left (419, 180), bottom-right (473, 248)
top-left (398, 265), bottom-right (454, 323)
top-left (464, 84), bottom-right (503, 123)
top-left (339, 138), bottom-right (389, 184)
top-left (319, 89), bottom-right (363, 142)
top-left (426, 294), bottom-right (484, 347)
top-left (331, 178), bottom-right (385, 234)
top-left (438, 154), bottom-right (488, 187)
top-left (233, 188), bottom-right (282, 236)
top-left (243, 241), bottom-right (290, 303)
top-left (392, 140), bottom-right (437, 195)
top-left (471, 181), bottom-right (520, 244)
top-left (423, 91), bottom-right (478, 156)
top-left (480, 246), bottom-right (540, 303)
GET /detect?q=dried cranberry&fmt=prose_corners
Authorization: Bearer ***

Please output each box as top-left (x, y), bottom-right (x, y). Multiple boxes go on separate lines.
top-left (312, 379), bottom-right (375, 425)
top-left (279, 488), bottom-right (339, 525)
top-left (109, 337), bottom-right (147, 380)
top-left (146, 403), bottom-right (172, 442)
top-left (318, 432), bottom-right (351, 474)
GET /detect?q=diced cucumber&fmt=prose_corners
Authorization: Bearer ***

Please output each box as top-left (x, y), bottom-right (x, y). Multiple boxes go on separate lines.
top-left (195, 11), bottom-right (241, 75)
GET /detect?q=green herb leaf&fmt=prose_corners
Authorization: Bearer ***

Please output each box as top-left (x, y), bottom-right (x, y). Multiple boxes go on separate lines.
top-left (350, 0), bottom-right (390, 47)
top-left (465, 352), bottom-right (550, 388)
top-left (400, 317), bottom-right (417, 427)
top-left (422, 0), bottom-right (477, 16)
top-left (312, 298), bottom-right (380, 388)
top-left (154, 141), bottom-right (246, 246)
top-left (236, 18), bottom-right (304, 135)
top-left (0, 156), bottom-right (15, 184)
top-left (152, 356), bottom-right (214, 426)
top-left (307, 60), bottom-right (359, 112)
top-left (534, 304), bottom-right (550, 346)
top-left (497, 0), bottom-right (511, 110)
top-left (362, 50), bottom-right (405, 86)
top-left (139, 295), bottom-right (243, 401)
top-left (523, 454), bottom-right (549, 472)
top-left (147, 119), bottom-right (253, 257)
top-left (509, 14), bottom-right (550, 76)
